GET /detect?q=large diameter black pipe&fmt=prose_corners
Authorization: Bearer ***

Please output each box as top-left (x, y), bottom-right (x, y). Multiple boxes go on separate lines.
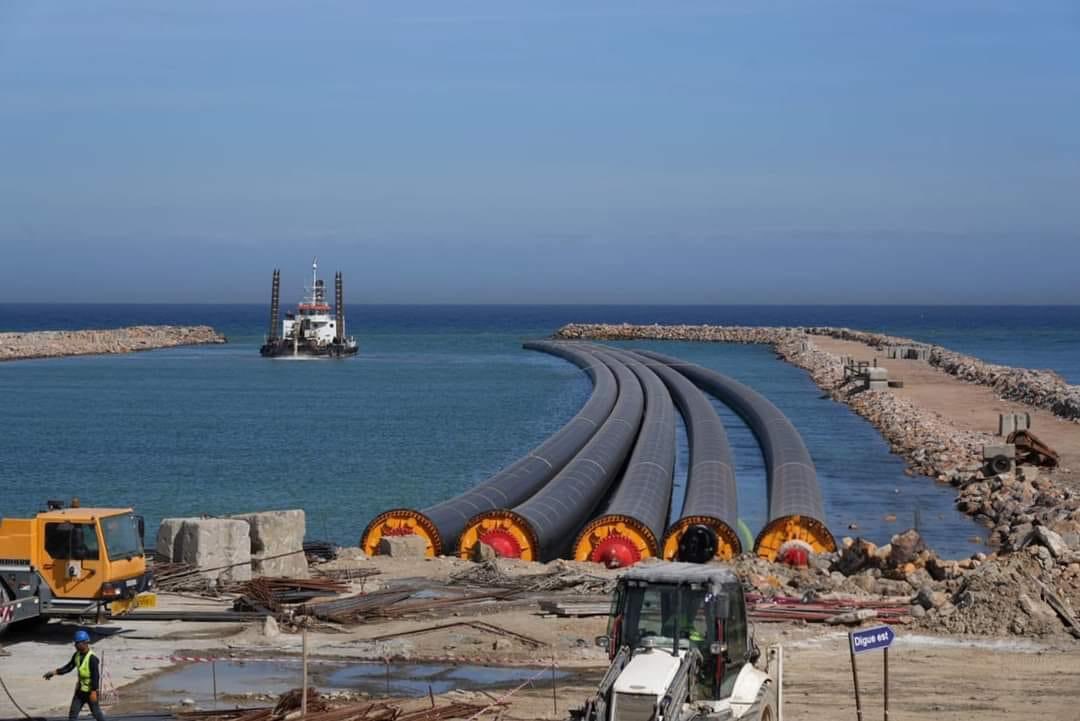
top-left (361, 341), bottom-right (617, 557)
top-left (571, 347), bottom-right (676, 567)
top-left (634, 349), bottom-right (836, 562)
top-left (459, 347), bottom-right (645, 562)
top-left (626, 350), bottom-right (741, 561)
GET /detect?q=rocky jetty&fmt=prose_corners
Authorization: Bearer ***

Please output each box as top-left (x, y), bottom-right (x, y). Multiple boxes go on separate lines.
top-left (556, 323), bottom-right (1080, 424)
top-left (0, 325), bottom-right (226, 361)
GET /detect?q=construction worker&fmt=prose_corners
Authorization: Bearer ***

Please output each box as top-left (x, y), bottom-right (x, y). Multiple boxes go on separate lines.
top-left (43, 629), bottom-right (106, 721)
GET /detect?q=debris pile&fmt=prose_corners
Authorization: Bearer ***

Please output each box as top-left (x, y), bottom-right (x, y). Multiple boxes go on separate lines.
top-left (448, 559), bottom-right (618, 594)
top-left (726, 528), bottom-right (1080, 638)
top-left (197, 687), bottom-right (500, 721)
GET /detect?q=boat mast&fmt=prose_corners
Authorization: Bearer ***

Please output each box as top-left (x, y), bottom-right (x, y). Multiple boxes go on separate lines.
top-left (311, 256), bottom-right (318, 304)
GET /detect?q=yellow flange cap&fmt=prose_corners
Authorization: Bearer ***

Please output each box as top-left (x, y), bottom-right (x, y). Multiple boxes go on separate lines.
top-left (661, 515), bottom-right (741, 561)
top-left (360, 509), bottom-right (441, 557)
top-left (573, 514), bottom-right (657, 568)
top-left (753, 514), bottom-right (836, 562)
top-left (457, 510), bottom-right (539, 561)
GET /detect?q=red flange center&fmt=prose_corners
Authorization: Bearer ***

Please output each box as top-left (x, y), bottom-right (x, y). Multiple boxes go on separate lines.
top-left (591, 534), bottom-right (641, 568)
top-left (778, 541), bottom-right (811, 567)
top-left (478, 529), bottom-right (522, 558)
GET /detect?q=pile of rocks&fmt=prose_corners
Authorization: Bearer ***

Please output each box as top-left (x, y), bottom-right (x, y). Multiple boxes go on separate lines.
top-left (156, 509), bottom-right (308, 584)
top-left (0, 325), bottom-right (226, 362)
top-left (733, 528), bottom-right (1080, 638)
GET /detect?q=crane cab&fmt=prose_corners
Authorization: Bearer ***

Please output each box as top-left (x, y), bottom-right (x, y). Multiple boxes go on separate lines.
top-left (0, 501), bottom-right (155, 632)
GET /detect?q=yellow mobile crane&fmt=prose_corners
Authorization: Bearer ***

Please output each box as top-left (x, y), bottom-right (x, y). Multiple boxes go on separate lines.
top-left (0, 500), bottom-right (155, 633)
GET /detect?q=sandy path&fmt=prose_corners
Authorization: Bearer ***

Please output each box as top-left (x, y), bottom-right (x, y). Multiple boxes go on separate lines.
top-left (812, 335), bottom-right (1080, 489)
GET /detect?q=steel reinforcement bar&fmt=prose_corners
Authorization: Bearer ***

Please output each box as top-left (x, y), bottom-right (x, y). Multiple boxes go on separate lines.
top-left (360, 341), bottom-right (617, 556)
top-left (570, 346), bottom-right (676, 567)
top-left (634, 350), bottom-right (836, 563)
top-left (458, 346), bottom-right (645, 562)
top-left (625, 350), bottom-right (742, 562)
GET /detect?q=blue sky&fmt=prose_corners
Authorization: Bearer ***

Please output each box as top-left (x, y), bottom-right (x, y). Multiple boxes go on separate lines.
top-left (1, 1), bottom-right (1078, 303)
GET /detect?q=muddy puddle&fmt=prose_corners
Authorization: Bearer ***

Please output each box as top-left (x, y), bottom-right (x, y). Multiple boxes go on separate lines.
top-left (140, 659), bottom-right (573, 708)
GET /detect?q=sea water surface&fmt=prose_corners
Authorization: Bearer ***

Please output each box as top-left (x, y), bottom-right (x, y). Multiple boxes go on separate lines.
top-left (3, 304), bottom-right (1078, 558)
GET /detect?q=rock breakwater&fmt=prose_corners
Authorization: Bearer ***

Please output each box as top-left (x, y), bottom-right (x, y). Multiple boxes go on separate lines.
top-left (0, 325), bottom-right (227, 362)
top-left (556, 323), bottom-right (1080, 424)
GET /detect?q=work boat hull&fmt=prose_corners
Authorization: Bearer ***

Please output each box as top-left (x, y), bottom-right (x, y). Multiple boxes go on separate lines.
top-left (259, 339), bottom-right (359, 358)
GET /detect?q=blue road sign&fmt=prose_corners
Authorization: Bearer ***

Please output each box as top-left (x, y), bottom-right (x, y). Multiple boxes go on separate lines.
top-left (849, 625), bottom-right (895, 654)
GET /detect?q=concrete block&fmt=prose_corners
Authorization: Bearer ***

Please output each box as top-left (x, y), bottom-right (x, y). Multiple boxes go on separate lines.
top-left (155, 518), bottom-right (194, 561)
top-left (174, 519), bottom-right (252, 583)
top-left (378, 534), bottom-right (428, 558)
top-left (998, 413), bottom-right (1031, 436)
top-left (252, 551), bottom-right (310, 578)
top-left (230, 510), bottom-right (306, 556)
top-left (867, 380), bottom-right (890, 391)
top-left (983, 443), bottom-right (1016, 460)
top-left (982, 444), bottom-right (1016, 476)
top-left (865, 367), bottom-right (888, 381)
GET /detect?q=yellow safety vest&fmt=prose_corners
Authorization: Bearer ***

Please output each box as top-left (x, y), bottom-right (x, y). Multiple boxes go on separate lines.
top-left (76, 650), bottom-right (95, 693)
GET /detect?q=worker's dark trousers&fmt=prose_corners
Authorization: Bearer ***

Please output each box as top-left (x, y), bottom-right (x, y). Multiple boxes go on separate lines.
top-left (68, 691), bottom-right (106, 721)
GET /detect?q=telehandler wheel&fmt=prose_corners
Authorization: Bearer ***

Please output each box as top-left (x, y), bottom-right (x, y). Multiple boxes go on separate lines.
top-left (745, 682), bottom-right (776, 721)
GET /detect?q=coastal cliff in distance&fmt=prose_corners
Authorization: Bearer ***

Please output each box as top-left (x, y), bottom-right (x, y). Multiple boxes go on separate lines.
top-left (0, 325), bottom-right (227, 362)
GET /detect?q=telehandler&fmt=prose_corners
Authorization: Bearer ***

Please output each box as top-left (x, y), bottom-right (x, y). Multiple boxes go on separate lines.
top-left (577, 561), bottom-right (780, 721)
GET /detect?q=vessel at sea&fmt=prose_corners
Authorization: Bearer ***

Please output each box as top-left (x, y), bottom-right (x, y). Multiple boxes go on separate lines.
top-left (259, 258), bottom-right (358, 358)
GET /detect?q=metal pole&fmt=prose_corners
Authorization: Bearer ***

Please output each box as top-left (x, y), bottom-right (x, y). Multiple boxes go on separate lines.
top-left (551, 651), bottom-right (558, 716)
top-left (883, 647), bottom-right (889, 721)
top-left (301, 629), bottom-right (308, 718)
top-left (777, 645), bottom-right (784, 721)
top-left (848, 634), bottom-right (864, 721)
top-left (212, 660), bottom-right (217, 708)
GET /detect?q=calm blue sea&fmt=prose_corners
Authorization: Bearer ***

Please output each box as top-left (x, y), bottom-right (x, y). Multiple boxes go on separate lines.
top-left (3, 304), bottom-right (1078, 559)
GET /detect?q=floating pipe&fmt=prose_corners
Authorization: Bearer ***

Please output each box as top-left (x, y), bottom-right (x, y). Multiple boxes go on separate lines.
top-left (624, 350), bottom-right (742, 561)
top-left (458, 348), bottom-right (645, 562)
top-left (634, 350), bottom-right (836, 563)
top-left (360, 341), bottom-right (617, 557)
top-left (571, 348), bottom-right (676, 567)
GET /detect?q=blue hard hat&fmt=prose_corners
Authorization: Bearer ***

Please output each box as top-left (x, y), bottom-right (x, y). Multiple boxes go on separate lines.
top-left (74, 630), bottom-right (90, 644)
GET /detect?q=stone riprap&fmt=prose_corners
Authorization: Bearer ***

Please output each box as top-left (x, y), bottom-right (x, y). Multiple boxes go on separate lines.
top-left (0, 325), bottom-right (226, 362)
top-left (554, 323), bottom-right (1080, 570)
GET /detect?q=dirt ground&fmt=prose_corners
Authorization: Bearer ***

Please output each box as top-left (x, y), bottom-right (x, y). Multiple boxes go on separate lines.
top-left (811, 335), bottom-right (1080, 492)
top-left (3, 554), bottom-right (1079, 721)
